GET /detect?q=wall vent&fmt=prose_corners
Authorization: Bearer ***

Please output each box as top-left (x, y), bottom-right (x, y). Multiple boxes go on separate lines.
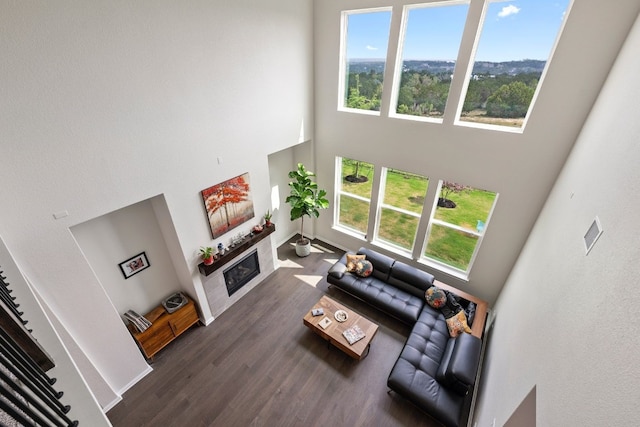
top-left (584, 216), bottom-right (603, 255)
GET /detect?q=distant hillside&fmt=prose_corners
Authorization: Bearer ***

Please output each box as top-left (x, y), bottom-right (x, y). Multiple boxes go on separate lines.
top-left (348, 59), bottom-right (546, 75)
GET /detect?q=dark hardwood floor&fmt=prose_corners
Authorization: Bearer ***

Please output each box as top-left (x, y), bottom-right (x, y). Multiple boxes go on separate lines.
top-left (107, 238), bottom-right (443, 427)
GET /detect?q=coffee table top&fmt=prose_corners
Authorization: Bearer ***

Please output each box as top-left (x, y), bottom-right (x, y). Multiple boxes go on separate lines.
top-left (303, 295), bottom-right (379, 360)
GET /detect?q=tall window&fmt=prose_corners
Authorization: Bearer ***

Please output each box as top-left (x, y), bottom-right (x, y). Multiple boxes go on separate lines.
top-left (457, 0), bottom-right (572, 130)
top-left (422, 181), bottom-right (498, 274)
top-left (339, 8), bottom-right (393, 113)
top-left (335, 157), bottom-right (375, 235)
top-left (393, 2), bottom-right (469, 121)
top-left (375, 168), bottom-right (429, 253)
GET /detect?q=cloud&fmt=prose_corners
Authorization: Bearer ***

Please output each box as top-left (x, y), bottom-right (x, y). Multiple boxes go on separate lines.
top-left (497, 4), bottom-right (520, 18)
top-left (366, 45), bottom-right (378, 51)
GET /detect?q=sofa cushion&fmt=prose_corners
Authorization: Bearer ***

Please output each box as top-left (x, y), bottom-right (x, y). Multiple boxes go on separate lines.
top-left (388, 261), bottom-right (435, 298)
top-left (328, 274), bottom-right (424, 324)
top-left (327, 258), bottom-right (348, 280)
top-left (357, 247), bottom-right (394, 282)
top-left (436, 333), bottom-right (482, 396)
top-left (387, 307), bottom-right (465, 427)
top-left (445, 310), bottom-right (472, 338)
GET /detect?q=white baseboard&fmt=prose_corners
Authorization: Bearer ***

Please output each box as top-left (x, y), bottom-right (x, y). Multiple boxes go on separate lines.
top-left (115, 364), bottom-right (153, 397)
top-left (102, 395), bottom-right (123, 413)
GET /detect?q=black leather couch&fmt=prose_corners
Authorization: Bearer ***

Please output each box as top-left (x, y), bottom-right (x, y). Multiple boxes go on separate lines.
top-left (327, 247), bottom-right (482, 427)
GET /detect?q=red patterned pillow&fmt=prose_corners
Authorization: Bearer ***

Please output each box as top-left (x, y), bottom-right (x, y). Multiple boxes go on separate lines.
top-left (425, 286), bottom-right (447, 309)
top-left (353, 260), bottom-right (373, 277)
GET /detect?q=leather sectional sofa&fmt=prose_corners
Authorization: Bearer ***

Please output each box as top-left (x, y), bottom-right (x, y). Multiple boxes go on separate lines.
top-left (327, 247), bottom-right (488, 427)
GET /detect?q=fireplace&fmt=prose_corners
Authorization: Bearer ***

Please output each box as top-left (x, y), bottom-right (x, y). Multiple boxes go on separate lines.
top-left (224, 250), bottom-right (260, 296)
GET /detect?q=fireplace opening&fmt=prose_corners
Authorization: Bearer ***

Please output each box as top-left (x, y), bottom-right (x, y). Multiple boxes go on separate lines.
top-left (224, 251), bottom-right (260, 296)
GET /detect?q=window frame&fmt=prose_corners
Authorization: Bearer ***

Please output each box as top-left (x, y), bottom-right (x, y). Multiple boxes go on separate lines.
top-left (333, 157), bottom-right (374, 239)
top-left (453, 0), bottom-right (573, 133)
top-left (338, 7), bottom-right (393, 116)
top-left (389, 0), bottom-right (471, 124)
top-left (372, 167), bottom-right (428, 256)
top-left (420, 180), bottom-right (499, 278)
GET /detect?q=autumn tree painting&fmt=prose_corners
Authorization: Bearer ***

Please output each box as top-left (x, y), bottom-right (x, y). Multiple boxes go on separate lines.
top-left (201, 172), bottom-right (255, 238)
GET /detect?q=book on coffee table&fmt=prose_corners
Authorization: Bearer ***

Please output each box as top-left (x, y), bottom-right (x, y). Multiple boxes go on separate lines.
top-left (318, 317), bottom-right (332, 330)
top-left (343, 324), bottom-right (366, 345)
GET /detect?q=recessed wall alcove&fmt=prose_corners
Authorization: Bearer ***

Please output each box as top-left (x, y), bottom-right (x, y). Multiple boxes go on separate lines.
top-left (70, 195), bottom-right (186, 320)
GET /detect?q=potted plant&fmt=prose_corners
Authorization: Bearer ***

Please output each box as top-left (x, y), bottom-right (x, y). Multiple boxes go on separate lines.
top-left (264, 210), bottom-right (273, 227)
top-left (199, 246), bottom-right (215, 265)
top-left (285, 163), bottom-right (329, 257)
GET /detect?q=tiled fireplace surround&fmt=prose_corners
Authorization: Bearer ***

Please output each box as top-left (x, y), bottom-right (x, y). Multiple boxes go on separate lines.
top-left (200, 233), bottom-right (276, 318)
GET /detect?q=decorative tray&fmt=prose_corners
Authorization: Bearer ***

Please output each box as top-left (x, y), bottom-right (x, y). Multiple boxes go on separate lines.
top-left (334, 310), bottom-right (348, 322)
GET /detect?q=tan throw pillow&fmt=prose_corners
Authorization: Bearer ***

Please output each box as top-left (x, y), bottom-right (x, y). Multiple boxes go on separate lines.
top-left (346, 254), bottom-right (366, 272)
top-left (445, 310), bottom-right (472, 338)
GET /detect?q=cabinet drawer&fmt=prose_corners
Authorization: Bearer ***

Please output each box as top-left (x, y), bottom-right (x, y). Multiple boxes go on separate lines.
top-left (169, 303), bottom-right (199, 336)
top-left (138, 323), bottom-right (174, 358)
top-left (130, 297), bottom-right (200, 359)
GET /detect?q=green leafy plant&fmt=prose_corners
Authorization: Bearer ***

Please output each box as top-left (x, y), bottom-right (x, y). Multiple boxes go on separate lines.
top-left (264, 210), bottom-right (272, 221)
top-left (285, 163), bottom-right (329, 244)
top-left (199, 246), bottom-right (214, 260)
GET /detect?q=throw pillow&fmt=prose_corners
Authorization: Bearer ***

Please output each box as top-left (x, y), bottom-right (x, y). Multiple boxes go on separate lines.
top-left (445, 310), bottom-right (472, 338)
top-left (346, 253), bottom-right (366, 272)
top-left (425, 286), bottom-right (447, 309)
top-left (353, 259), bottom-right (373, 277)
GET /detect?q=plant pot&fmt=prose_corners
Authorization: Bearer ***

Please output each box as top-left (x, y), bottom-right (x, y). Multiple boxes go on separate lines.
top-left (295, 239), bottom-right (311, 257)
top-left (265, 220), bottom-right (272, 227)
top-left (203, 255), bottom-right (214, 265)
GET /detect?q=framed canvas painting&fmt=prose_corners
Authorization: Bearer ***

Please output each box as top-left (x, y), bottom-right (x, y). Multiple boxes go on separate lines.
top-left (201, 172), bottom-right (255, 238)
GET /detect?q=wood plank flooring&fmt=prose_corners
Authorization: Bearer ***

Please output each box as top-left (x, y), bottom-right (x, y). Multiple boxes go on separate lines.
top-left (107, 238), bottom-right (443, 427)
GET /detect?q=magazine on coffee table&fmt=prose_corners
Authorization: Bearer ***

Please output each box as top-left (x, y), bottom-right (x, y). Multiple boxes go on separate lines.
top-left (342, 324), bottom-right (366, 345)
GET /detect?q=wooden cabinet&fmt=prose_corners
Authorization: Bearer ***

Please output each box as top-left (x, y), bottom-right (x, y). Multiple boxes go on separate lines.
top-left (128, 297), bottom-right (200, 359)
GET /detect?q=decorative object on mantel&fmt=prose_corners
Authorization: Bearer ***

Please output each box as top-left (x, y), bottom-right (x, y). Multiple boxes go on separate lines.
top-left (231, 231), bottom-right (245, 247)
top-left (198, 224), bottom-right (275, 276)
top-left (199, 246), bottom-right (215, 265)
top-left (253, 224), bottom-right (263, 233)
top-left (264, 210), bottom-right (273, 227)
top-left (286, 163), bottom-right (329, 257)
top-left (201, 172), bottom-right (255, 238)
top-left (118, 251), bottom-right (150, 279)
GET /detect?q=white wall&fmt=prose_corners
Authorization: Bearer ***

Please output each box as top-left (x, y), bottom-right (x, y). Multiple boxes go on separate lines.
top-left (267, 140), bottom-right (316, 247)
top-left (474, 12), bottom-right (640, 427)
top-left (312, 0), bottom-right (640, 304)
top-left (0, 0), bottom-right (313, 414)
top-left (71, 196), bottom-right (181, 317)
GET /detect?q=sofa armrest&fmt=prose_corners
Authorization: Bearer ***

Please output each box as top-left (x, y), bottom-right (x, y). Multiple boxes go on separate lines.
top-left (436, 333), bottom-right (482, 396)
top-left (328, 260), bottom-right (348, 280)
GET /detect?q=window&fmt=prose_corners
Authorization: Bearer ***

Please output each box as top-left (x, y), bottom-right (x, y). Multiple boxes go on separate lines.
top-left (339, 9), bottom-right (393, 114)
top-left (422, 181), bottom-right (498, 274)
top-left (457, 0), bottom-right (572, 130)
top-left (374, 168), bottom-right (429, 253)
top-left (393, 2), bottom-right (469, 121)
top-left (334, 162), bottom-right (499, 278)
top-left (335, 157), bottom-right (375, 235)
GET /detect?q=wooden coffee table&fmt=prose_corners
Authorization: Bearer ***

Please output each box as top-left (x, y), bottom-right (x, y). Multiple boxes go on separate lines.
top-left (303, 295), bottom-right (379, 360)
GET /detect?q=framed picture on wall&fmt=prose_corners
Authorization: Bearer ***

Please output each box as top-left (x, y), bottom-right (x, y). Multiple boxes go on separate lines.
top-left (119, 252), bottom-right (150, 279)
top-left (201, 172), bottom-right (255, 238)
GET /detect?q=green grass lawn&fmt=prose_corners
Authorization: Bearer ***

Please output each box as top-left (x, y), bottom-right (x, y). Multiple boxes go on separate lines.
top-left (435, 188), bottom-right (496, 230)
top-left (338, 159), bottom-right (496, 271)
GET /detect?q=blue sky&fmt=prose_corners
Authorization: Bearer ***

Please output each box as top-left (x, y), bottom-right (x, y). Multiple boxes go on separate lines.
top-left (346, 0), bottom-right (570, 62)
